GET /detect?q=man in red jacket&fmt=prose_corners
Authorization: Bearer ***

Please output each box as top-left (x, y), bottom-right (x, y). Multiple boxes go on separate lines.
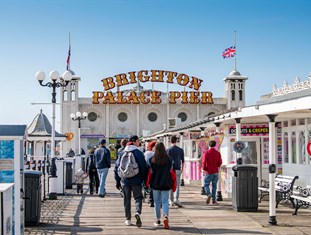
top-left (202, 140), bottom-right (222, 205)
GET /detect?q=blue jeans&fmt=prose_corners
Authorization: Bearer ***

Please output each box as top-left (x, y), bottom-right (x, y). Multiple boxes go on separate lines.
top-left (153, 189), bottom-right (170, 220)
top-left (170, 169), bottom-right (181, 202)
top-left (97, 168), bottom-right (109, 196)
top-left (204, 173), bottom-right (218, 202)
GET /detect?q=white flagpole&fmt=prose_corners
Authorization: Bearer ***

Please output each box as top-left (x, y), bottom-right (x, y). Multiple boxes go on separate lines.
top-left (234, 30), bottom-right (237, 71)
top-left (69, 32), bottom-right (71, 71)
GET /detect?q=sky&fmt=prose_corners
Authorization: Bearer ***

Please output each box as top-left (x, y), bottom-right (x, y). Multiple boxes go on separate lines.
top-left (0, 0), bottom-right (310, 131)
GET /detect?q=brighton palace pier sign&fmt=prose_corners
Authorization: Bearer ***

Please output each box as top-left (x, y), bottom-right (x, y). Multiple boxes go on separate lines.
top-left (92, 70), bottom-right (214, 104)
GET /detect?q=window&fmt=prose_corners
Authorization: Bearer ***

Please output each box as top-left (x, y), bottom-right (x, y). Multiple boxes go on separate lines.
top-left (71, 90), bottom-right (75, 101)
top-left (299, 131), bottom-right (306, 164)
top-left (231, 90), bottom-right (235, 101)
top-left (178, 112), bottom-right (187, 122)
top-left (118, 112), bottom-right (128, 122)
top-left (291, 132), bottom-right (297, 164)
top-left (88, 112), bottom-right (98, 122)
top-left (239, 90), bottom-right (243, 101)
top-left (148, 112), bottom-right (157, 122)
top-left (63, 90), bottom-right (67, 101)
top-left (283, 132), bottom-right (289, 163)
top-left (299, 119), bottom-right (305, 125)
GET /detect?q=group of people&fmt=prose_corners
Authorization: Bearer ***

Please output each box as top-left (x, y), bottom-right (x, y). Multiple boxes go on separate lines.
top-left (81, 135), bottom-right (222, 230)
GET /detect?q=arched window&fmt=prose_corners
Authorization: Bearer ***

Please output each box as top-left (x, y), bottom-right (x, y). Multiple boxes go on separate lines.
top-left (239, 90), bottom-right (243, 101)
top-left (231, 90), bottom-right (235, 101)
top-left (71, 90), bottom-right (75, 101)
top-left (299, 131), bottom-right (306, 164)
top-left (63, 90), bottom-right (68, 101)
top-left (291, 132), bottom-right (297, 164)
top-left (283, 132), bottom-right (289, 163)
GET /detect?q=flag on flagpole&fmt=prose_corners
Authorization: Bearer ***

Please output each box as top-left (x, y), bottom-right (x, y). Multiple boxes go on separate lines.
top-left (222, 46), bottom-right (236, 59)
top-left (66, 45), bottom-right (71, 70)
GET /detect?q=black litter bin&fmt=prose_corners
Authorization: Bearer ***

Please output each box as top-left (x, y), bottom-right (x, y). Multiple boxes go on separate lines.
top-left (232, 164), bottom-right (258, 212)
top-left (66, 162), bottom-right (73, 189)
top-left (24, 170), bottom-right (42, 225)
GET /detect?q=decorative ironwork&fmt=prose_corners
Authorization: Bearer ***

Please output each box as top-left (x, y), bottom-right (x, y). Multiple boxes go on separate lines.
top-left (273, 74), bottom-right (311, 96)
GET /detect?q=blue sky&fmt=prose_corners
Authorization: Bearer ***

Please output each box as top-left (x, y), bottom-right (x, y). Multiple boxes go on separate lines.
top-left (0, 0), bottom-right (310, 130)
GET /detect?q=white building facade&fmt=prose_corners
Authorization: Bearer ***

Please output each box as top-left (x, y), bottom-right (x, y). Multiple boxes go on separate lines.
top-left (60, 69), bottom-right (247, 156)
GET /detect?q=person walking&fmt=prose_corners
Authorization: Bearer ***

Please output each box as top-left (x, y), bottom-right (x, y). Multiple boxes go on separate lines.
top-left (85, 147), bottom-right (100, 195)
top-left (117, 138), bottom-right (128, 160)
top-left (114, 135), bottom-right (147, 227)
top-left (146, 142), bottom-right (176, 229)
top-left (144, 141), bottom-right (156, 207)
top-left (94, 139), bottom-right (111, 198)
top-left (166, 135), bottom-right (184, 207)
top-left (202, 140), bottom-right (222, 205)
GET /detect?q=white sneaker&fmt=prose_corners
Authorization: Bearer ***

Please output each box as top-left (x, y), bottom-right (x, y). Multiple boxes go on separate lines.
top-left (153, 220), bottom-right (161, 227)
top-left (173, 200), bottom-right (183, 207)
top-left (124, 220), bottom-right (131, 226)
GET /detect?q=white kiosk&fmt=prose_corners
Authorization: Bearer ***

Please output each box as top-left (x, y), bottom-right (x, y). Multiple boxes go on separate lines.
top-left (0, 125), bottom-right (26, 235)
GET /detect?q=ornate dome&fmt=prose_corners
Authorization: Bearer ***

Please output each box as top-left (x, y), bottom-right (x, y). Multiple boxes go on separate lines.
top-left (229, 70), bottom-right (241, 76)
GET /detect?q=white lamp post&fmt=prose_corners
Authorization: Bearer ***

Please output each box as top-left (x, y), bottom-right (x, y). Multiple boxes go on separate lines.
top-left (70, 111), bottom-right (88, 155)
top-left (35, 70), bottom-right (72, 200)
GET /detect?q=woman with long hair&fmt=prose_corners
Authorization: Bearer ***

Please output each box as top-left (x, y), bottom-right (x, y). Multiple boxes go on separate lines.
top-left (86, 146), bottom-right (100, 194)
top-left (146, 142), bottom-right (176, 229)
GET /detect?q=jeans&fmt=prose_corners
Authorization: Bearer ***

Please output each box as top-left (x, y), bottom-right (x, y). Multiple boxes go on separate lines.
top-left (170, 169), bottom-right (181, 202)
top-left (153, 189), bottom-right (170, 220)
top-left (122, 184), bottom-right (143, 220)
top-left (97, 168), bottom-right (109, 196)
top-left (204, 173), bottom-right (218, 202)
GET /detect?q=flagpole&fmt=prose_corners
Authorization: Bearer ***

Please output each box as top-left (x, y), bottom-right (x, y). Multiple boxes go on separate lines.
top-left (234, 30), bottom-right (236, 71)
top-left (68, 32), bottom-right (71, 71)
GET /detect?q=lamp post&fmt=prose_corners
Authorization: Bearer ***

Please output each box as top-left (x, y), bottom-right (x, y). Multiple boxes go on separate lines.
top-left (70, 111), bottom-right (88, 155)
top-left (35, 70), bottom-right (72, 200)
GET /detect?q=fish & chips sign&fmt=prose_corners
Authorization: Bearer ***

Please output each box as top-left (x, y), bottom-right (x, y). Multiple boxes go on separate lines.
top-left (92, 70), bottom-right (213, 104)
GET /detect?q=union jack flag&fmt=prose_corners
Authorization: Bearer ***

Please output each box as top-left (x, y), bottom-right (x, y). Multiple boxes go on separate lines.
top-left (222, 46), bottom-right (236, 58)
top-left (66, 45), bottom-right (71, 70)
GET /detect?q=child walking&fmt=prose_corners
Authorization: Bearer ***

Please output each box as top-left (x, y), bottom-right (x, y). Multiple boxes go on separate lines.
top-left (75, 168), bottom-right (87, 194)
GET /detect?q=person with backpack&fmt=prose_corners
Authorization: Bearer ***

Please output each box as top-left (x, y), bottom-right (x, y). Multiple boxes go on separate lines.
top-left (85, 146), bottom-right (100, 195)
top-left (114, 135), bottom-right (147, 227)
top-left (145, 142), bottom-right (177, 229)
top-left (95, 139), bottom-right (111, 198)
top-left (117, 139), bottom-right (128, 160)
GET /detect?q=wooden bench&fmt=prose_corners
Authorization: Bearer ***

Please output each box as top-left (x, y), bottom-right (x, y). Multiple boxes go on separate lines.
top-left (291, 186), bottom-right (311, 215)
top-left (258, 175), bottom-right (299, 208)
